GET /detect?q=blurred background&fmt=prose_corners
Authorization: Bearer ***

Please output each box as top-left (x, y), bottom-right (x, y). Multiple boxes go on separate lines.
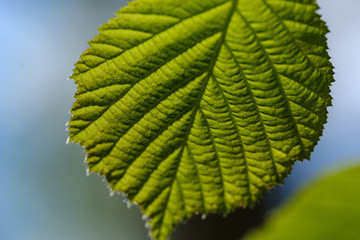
top-left (1, 0), bottom-right (359, 239)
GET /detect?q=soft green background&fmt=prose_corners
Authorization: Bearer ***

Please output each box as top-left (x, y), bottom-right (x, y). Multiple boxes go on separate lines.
top-left (247, 164), bottom-right (360, 240)
top-left (1, 0), bottom-right (359, 239)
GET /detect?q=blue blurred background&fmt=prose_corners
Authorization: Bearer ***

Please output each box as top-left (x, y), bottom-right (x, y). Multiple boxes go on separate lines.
top-left (1, 0), bottom-right (359, 239)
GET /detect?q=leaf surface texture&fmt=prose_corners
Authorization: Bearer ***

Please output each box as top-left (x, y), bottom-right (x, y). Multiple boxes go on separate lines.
top-left (68, 0), bottom-right (333, 239)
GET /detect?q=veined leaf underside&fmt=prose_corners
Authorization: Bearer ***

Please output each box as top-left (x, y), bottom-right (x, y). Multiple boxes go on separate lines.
top-left (68, 0), bottom-right (333, 239)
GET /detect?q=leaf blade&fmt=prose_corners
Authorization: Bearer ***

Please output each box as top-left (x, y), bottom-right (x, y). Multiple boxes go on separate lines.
top-left (68, 0), bottom-right (333, 239)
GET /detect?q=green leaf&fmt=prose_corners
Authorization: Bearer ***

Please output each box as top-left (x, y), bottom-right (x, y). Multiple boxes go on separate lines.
top-left (246, 162), bottom-right (360, 240)
top-left (68, 0), bottom-right (333, 239)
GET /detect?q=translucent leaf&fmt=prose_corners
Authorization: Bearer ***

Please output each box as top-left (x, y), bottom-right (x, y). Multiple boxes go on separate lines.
top-left (68, 0), bottom-right (333, 239)
top-left (246, 163), bottom-right (360, 240)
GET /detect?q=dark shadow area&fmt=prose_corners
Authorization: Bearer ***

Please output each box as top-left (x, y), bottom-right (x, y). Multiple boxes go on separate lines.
top-left (172, 202), bottom-right (266, 240)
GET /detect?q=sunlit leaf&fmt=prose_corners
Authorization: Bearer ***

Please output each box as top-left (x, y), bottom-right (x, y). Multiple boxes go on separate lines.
top-left (68, 0), bottom-right (333, 239)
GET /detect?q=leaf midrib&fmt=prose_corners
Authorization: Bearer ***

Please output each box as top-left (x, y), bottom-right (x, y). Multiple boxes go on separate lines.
top-left (156, 0), bottom-right (241, 234)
